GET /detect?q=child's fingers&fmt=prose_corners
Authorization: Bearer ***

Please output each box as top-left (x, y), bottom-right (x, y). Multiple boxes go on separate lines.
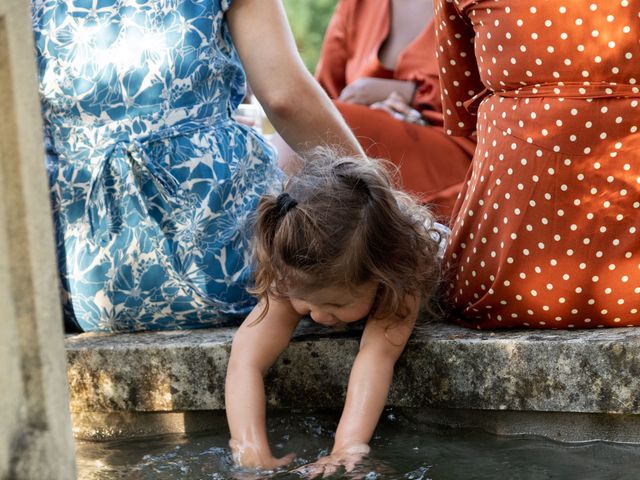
top-left (293, 457), bottom-right (337, 479)
top-left (321, 463), bottom-right (338, 477)
top-left (274, 452), bottom-right (296, 468)
top-left (291, 462), bottom-right (320, 478)
top-left (294, 466), bottom-right (322, 479)
top-left (264, 453), bottom-right (296, 469)
top-left (345, 459), bottom-right (358, 472)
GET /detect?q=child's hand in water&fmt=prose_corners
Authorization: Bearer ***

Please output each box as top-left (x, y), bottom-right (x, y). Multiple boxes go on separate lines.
top-left (294, 444), bottom-right (370, 478)
top-left (229, 438), bottom-right (295, 470)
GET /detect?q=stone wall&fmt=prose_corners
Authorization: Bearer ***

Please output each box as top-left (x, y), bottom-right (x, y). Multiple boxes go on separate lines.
top-left (0, 0), bottom-right (76, 478)
top-left (67, 321), bottom-right (640, 443)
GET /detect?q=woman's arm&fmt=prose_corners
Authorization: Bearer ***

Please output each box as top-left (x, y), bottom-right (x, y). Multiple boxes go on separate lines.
top-left (315, 0), bottom-right (351, 99)
top-left (299, 295), bottom-right (420, 476)
top-left (225, 296), bottom-right (302, 469)
top-left (226, 0), bottom-right (364, 160)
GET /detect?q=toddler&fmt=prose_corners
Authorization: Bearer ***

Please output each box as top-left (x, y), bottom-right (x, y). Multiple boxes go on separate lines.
top-left (225, 148), bottom-right (444, 475)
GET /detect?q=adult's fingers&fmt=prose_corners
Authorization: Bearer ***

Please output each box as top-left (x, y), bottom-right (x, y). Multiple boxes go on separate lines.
top-left (339, 84), bottom-right (355, 102)
top-left (383, 93), bottom-right (412, 114)
top-left (370, 102), bottom-right (404, 121)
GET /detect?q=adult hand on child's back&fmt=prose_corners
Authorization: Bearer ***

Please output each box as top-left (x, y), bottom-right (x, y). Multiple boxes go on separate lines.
top-left (293, 443), bottom-right (370, 478)
top-left (229, 438), bottom-right (295, 470)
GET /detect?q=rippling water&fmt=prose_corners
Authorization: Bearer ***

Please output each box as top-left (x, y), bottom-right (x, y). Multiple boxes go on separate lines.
top-left (76, 410), bottom-right (640, 479)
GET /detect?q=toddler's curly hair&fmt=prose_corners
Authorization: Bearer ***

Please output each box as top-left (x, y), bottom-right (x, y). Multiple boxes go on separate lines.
top-left (250, 147), bottom-right (443, 322)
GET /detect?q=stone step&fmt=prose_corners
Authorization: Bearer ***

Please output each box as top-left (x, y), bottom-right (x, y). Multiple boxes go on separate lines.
top-left (65, 321), bottom-right (640, 440)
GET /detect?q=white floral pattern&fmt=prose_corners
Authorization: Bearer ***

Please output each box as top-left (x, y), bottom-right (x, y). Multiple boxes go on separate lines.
top-left (32, 0), bottom-right (282, 331)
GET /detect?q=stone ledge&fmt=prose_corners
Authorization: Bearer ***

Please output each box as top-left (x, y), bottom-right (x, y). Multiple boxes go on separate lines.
top-left (70, 409), bottom-right (640, 443)
top-left (66, 321), bottom-right (640, 418)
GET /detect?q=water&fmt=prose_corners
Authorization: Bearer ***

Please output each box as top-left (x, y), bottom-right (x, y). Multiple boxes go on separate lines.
top-left (76, 409), bottom-right (640, 479)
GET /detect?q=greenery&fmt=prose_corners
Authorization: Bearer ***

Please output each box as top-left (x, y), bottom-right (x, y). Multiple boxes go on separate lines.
top-left (283, 0), bottom-right (339, 73)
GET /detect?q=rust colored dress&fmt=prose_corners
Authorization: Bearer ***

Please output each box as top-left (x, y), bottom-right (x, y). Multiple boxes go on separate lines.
top-left (435, 0), bottom-right (640, 328)
top-left (316, 0), bottom-right (475, 217)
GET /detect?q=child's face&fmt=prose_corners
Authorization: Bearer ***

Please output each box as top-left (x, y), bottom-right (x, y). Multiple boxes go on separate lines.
top-left (287, 281), bottom-right (378, 328)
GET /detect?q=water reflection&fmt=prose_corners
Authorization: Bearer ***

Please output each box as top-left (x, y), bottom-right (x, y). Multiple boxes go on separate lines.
top-left (76, 409), bottom-right (640, 480)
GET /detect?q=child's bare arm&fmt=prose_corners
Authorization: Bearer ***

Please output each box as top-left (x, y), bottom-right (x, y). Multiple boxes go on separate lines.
top-left (335, 296), bottom-right (418, 449)
top-left (300, 296), bottom-right (419, 476)
top-left (225, 296), bottom-right (301, 469)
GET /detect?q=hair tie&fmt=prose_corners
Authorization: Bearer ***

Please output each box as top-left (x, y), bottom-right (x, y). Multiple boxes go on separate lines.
top-left (276, 192), bottom-right (298, 216)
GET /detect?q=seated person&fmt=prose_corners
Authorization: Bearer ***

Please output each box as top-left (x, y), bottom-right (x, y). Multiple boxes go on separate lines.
top-left (32, 0), bottom-right (362, 332)
top-left (435, 0), bottom-right (640, 328)
top-left (276, 0), bottom-right (475, 218)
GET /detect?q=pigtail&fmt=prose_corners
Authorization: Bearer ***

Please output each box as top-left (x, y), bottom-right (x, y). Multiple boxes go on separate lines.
top-left (250, 191), bottom-right (310, 324)
top-left (249, 195), bottom-right (283, 323)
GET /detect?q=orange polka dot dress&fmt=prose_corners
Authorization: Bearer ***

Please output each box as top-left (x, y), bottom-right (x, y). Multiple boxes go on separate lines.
top-left (434, 1), bottom-right (640, 329)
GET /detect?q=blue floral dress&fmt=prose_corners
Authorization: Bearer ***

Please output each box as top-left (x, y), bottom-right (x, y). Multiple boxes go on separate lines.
top-left (31, 0), bottom-right (282, 331)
